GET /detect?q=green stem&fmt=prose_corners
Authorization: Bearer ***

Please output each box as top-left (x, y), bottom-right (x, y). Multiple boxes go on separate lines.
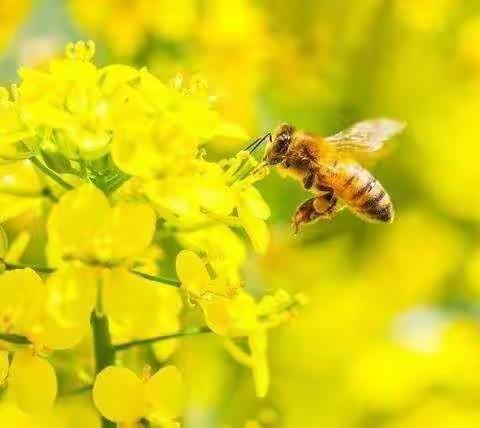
top-left (90, 311), bottom-right (115, 428)
top-left (79, 159), bottom-right (89, 181)
top-left (131, 270), bottom-right (181, 287)
top-left (30, 157), bottom-right (74, 191)
top-left (114, 327), bottom-right (212, 351)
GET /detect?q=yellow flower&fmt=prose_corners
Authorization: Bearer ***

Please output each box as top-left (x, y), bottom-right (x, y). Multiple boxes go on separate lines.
top-left (177, 225), bottom-right (247, 283)
top-left (0, 268), bottom-right (90, 350)
top-left (111, 72), bottom-right (247, 179)
top-left (175, 249), bottom-right (213, 297)
top-left (0, 269), bottom-right (61, 413)
top-left (16, 41), bottom-right (118, 160)
top-left (176, 250), bottom-right (302, 397)
top-left (222, 152), bottom-right (271, 254)
top-left (47, 184), bottom-right (182, 346)
top-left (93, 365), bottom-right (183, 424)
top-left (143, 160), bottom-right (237, 228)
top-left (145, 152), bottom-right (270, 258)
top-left (176, 250), bottom-right (301, 334)
top-left (236, 185), bottom-right (270, 254)
top-left (47, 183), bottom-right (156, 265)
top-left (0, 160), bottom-right (47, 225)
top-left (0, 87), bottom-right (34, 163)
top-left (201, 292), bottom-right (259, 337)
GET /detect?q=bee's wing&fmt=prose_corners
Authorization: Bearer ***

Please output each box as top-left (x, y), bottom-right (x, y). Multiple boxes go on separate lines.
top-left (324, 119), bottom-right (406, 154)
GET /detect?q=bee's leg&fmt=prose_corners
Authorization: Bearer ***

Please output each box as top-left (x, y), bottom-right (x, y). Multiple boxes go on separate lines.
top-left (292, 198), bottom-right (318, 234)
top-left (292, 192), bottom-right (340, 233)
top-left (303, 173), bottom-right (315, 190)
top-left (313, 189), bottom-right (336, 214)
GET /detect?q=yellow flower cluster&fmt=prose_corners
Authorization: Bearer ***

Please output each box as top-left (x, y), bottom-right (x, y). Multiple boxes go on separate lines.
top-left (0, 41), bottom-right (300, 424)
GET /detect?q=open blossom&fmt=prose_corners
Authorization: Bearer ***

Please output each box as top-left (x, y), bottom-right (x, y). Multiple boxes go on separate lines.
top-left (144, 150), bottom-right (271, 263)
top-left (176, 249), bottom-right (304, 397)
top-left (47, 183), bottom-right (182, 348)
top-left (93, 365), bottom-right (183, 425)
top-left (111, 72), bottom-right (247, 179)
top-left (47, 183), bottom-right (157, 265)
top-left (0, 269), bottom-right (58, 413)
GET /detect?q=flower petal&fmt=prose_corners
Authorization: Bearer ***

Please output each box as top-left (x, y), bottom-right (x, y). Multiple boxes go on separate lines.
top-left (144, 366), bottom-right (183, 421)
top-left (0, 268), bottom-right (45, 336)
top-left (93, 366), bottom-right (145, 423)
top-left (175, 250), bottom-right (211, 295)
top-left (47, 184), bottom-right (111, 263)
top-left (10, 351), bottom-right (57, 414)
top-left (111, 202), bottom-right (156, 259)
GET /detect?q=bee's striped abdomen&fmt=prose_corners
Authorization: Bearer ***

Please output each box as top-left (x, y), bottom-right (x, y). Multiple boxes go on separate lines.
top-left (357, 189), bottom-right (393, 222)
top-left (334, 163), bottom-right (394, 223)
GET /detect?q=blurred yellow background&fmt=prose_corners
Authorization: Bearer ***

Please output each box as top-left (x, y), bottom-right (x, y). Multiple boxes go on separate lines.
top-left (2, 0), bottom-right (480, 427)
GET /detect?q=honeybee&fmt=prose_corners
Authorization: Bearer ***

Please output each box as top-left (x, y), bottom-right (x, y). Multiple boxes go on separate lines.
top-left (259, 119), bottom-right (405, 232)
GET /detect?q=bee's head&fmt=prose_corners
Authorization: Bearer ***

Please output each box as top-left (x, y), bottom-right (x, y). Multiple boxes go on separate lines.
top-left (263, 123), bottom-right (295, 165)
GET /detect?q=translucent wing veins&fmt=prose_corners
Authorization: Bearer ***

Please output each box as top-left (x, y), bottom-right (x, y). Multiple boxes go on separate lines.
top-left (325, 118), bottom-right (406, 153)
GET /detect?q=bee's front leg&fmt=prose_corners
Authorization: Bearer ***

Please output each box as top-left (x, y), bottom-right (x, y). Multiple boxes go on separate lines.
top-left (292, 191), bottom-right (340, 233)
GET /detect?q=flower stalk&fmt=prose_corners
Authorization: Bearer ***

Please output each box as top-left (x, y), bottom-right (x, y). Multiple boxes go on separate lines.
top-left (30, 157), bottom-right (74, 190)
top-left (90, 310), bottom-right (115, 428)
top-left (130, 270), bottom-right (182, 287)
top-left (114, 327), bottom-right (212, 351)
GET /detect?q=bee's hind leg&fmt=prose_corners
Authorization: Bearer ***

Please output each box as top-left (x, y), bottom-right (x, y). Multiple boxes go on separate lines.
top-left (292, 192), bottom-right (341, 233)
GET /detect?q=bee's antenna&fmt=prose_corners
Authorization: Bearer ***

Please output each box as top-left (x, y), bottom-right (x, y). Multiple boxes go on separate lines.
top-left (243, 137), bottom-right (262, 152)
top-left (248, 133), bottom-right (271, 154)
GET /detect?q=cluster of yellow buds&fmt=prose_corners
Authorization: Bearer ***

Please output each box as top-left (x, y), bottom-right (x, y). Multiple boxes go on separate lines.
top-left (0, 41), bottom-right (303, 425)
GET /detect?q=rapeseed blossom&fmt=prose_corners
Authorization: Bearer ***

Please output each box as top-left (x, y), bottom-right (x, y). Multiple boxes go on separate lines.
top-left (93, 365), bottom-right (183, 425)
top-left (0, 41), bottom-right (296, 425)
top-left (0, 269), bottom-right (58, 413)
top-left (176, 250), bottom-right (304, 397)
